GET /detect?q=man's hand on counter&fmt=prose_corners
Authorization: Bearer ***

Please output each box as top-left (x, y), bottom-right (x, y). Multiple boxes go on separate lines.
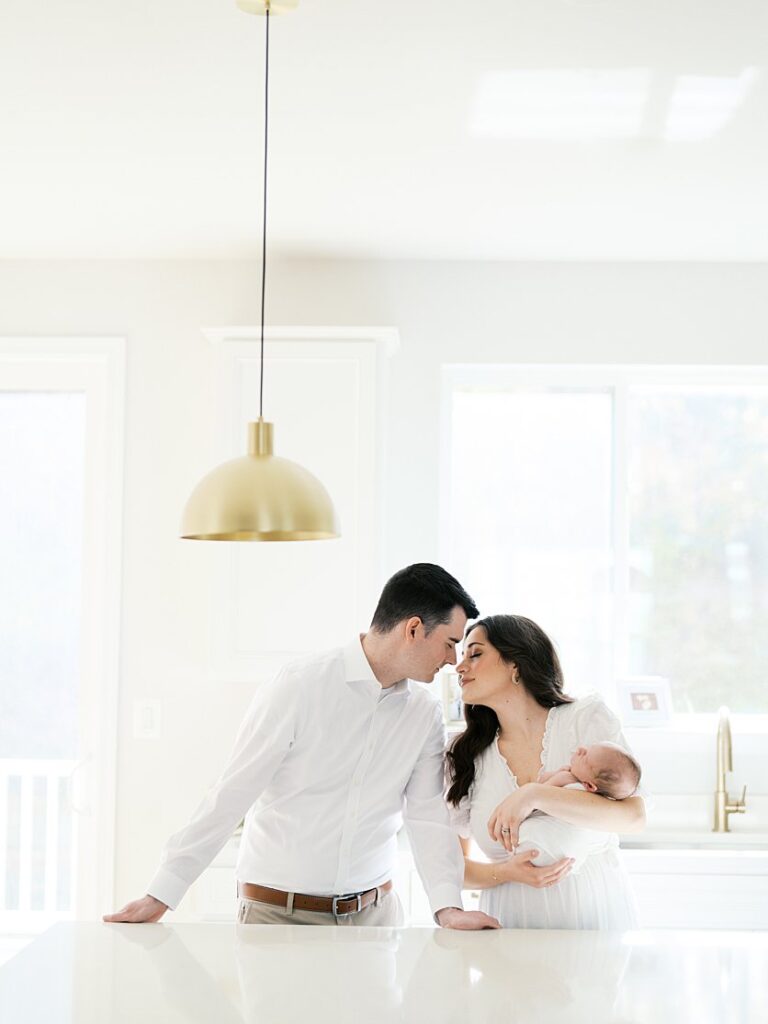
top-left (103, 898), bottom-right (501, 929)
top-left (435, 907), bottom-right (501, 930)
top-left (103, 894), bottom-right (168, 923)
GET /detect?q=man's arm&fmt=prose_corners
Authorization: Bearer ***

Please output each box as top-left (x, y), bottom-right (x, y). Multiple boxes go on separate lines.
top-left (104, 668), bottom-right (299, 922)
top-left (404, 706), bottom-right (499, 930)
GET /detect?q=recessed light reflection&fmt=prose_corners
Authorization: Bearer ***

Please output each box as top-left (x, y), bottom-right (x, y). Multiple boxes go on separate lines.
top-left (472, 69), bottom-right (651, 140)
top-left (471, 67), bottom-right (760, 142)
top-left (663, 67), bottom-right (759, 141)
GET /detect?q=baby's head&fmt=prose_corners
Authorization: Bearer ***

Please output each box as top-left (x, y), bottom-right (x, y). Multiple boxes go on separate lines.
top-left (569, 742), bottom-right (641, 800)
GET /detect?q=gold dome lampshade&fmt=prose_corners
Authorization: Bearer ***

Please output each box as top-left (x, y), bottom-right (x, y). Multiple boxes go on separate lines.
top-left (181, 0), bottom-right (340, 542)
top-left (181, 418), bottom-right (339, 541)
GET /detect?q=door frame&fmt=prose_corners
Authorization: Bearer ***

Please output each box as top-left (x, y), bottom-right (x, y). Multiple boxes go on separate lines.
top-left (0, 337), bottom-right (125, 922)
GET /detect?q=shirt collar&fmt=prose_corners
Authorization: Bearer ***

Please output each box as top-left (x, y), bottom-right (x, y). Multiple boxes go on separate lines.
top-left (342, 636), bottom-right (411, 698)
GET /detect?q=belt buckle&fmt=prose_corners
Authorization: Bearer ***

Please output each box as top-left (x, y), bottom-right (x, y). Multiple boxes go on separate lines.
top-left (332, 893), bottom-right (362, 918)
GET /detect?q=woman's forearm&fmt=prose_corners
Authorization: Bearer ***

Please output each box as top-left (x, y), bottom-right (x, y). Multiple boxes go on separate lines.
top-left (463, 850), bottom-right (576, 890)
top-left (463, 858), bottom-right (504, 890)
top-left (526, 784), bottom-right (646, 833)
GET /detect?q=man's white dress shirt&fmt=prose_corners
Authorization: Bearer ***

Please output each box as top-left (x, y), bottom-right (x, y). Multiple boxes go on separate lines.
top-left (148, 638), bottom-right (464, 917)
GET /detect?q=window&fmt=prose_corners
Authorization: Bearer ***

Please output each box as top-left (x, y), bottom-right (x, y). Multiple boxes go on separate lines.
top-left (442, 366), bottom-right (768, 717)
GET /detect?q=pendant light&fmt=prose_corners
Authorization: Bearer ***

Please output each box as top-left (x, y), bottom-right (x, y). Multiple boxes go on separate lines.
top-left (181, 0), bottom-right (340, 541)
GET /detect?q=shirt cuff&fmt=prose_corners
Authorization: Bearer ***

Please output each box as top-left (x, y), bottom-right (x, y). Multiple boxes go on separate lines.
top-left (428, 883), bottom-right (464, 919)
top-left (146, 867), bottom-right (190, 911)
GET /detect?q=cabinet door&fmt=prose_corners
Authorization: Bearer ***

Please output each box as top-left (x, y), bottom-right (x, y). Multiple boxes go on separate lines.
top-left (206, 331), bottom-right (384, 683)
top-left (623, 850), bottom-right (768, 929)
top-left (631, 874), bottom-right (768, 929)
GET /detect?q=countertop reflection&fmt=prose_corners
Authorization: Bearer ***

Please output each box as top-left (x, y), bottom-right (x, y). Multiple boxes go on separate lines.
top-left (1, 922), bottom-right (766, 1023)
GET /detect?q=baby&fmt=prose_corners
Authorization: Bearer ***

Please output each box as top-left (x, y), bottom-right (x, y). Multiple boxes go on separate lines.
top-left (515, 742), bottom-right (642, 873)
top-left (538, 741), bottom-right (642, 801)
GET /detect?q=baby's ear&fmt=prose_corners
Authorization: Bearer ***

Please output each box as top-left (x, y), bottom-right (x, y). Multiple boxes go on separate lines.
top-left (583, 780), bottom-right (599, 793)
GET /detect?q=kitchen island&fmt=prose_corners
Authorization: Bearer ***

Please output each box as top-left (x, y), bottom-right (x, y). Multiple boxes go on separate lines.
top-left (1, 922), bottom-right (765, 1023)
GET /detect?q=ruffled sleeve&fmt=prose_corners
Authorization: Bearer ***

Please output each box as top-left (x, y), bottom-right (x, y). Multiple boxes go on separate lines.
top-left (570, 694), bottom-right (625, 747)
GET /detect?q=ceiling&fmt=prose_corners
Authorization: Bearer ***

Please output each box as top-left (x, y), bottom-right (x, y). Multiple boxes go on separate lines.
top-left (1, 0), bottom-right (767, 260)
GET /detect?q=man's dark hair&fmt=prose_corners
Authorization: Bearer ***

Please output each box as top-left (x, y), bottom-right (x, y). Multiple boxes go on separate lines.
top-left (370, 563), bottom-right (479, 635)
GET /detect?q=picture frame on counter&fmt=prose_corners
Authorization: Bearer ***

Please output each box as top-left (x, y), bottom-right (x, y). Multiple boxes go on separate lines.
top-left (440, 670), bottom-right (465, 728)
top-left (617, 675), bottom-right (673, 726)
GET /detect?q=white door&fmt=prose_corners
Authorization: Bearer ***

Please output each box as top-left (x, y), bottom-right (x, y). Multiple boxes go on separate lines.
top-left (0, 339), bottom-right (124, 954)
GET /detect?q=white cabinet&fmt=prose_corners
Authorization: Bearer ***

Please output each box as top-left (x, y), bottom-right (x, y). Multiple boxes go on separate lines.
top-left (400, 847), bottom-right (768, 929)
top-left (622, 849), bottom-right (768, 929)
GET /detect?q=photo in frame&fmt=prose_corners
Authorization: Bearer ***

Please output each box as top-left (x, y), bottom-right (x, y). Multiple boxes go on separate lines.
top-left (440, 670), bottom-right (465, 727)
top-left (617, 675), bottom-right (673, 726)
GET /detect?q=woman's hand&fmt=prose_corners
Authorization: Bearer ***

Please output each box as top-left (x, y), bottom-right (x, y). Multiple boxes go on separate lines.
top-left (496, 849), bottom-right (574, 889)
top-left (488, 784), bottom-right (542, 852)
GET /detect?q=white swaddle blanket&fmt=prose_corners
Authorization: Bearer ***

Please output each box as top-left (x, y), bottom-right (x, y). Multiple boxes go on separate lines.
top-left (516, 783), bottom-right (612, 873)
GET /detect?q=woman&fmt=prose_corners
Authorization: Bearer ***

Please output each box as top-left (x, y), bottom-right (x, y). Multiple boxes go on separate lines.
top-left (446, 614), bottom-right (645, 929)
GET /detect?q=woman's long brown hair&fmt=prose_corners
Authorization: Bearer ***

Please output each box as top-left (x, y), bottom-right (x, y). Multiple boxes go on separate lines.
top-left (445, 614), bottom-right (573, 806)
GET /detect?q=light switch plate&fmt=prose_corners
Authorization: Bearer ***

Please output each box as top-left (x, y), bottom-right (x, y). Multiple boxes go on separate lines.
top-left (133, 699), bottom-right (162, 739)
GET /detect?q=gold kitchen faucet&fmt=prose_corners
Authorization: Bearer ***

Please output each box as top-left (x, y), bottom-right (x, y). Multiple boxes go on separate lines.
top-left (713, 706), bottom-right (747, 833)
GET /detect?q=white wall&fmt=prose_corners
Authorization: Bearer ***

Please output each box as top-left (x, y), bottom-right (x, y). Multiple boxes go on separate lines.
top-left (2, 259), bottom-right (767, 905)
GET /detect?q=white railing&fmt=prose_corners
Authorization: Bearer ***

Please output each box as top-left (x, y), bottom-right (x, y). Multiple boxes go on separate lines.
top-left (0, 758), bottom-right (77, 931)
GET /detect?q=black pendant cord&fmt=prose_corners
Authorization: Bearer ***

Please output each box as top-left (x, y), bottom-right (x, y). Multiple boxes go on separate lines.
top-left (259, 6), bottom-right (270, 419)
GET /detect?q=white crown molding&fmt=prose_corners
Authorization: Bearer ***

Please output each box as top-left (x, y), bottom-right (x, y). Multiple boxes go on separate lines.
top-left (200, 326), bottom-right (400, 357)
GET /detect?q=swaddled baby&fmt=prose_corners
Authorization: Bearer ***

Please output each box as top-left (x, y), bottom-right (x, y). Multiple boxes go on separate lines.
top-left (516, 742), bottom-right (642, 872)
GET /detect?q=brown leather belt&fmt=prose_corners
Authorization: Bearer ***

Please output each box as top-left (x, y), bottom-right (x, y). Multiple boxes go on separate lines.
top-left (238, 880), bottom-right (393, 918)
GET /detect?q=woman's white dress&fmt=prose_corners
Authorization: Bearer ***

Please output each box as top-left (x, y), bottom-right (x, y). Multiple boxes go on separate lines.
top-left (451, 694), bottom-right (641, 929)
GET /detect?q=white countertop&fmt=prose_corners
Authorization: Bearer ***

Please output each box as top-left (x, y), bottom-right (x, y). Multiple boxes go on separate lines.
top-left (1, 922), bottom-right (766, 1023)
top-left (621, 830), bottom-right (768, 851)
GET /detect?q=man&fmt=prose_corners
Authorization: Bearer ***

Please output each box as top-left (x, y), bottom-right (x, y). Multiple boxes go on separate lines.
top-left (105, 563), bottom-right (499, 929)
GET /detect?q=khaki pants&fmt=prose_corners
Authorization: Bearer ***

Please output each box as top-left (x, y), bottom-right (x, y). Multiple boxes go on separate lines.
top-left (237, 888), bottom-right (405, 927)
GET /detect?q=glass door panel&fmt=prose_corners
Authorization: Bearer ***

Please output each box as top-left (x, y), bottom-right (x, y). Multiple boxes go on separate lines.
top-left (0, 392), bottom-right (86, 934)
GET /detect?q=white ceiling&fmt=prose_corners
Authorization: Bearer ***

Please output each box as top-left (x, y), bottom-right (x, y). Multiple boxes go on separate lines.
top-left (1, 0), bottom-right (767, 260)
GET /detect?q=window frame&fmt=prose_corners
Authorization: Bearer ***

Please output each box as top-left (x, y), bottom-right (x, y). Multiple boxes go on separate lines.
top-left (440, 362), bottom-right (768, 746)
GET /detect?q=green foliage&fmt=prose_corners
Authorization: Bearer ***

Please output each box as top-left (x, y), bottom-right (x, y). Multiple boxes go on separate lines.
top-left (628, 391), bottom-right (768, 713)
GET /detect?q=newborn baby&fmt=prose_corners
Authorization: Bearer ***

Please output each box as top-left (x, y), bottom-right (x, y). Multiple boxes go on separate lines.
top-left (539, 741), bottom-right (642, 800)
top-left (516, 742), bottom-right (642, 873)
